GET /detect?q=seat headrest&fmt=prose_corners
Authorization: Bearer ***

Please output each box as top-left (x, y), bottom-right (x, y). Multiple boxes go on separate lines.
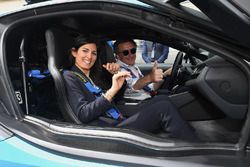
top-left (45, 28), bottom-right (74, 69)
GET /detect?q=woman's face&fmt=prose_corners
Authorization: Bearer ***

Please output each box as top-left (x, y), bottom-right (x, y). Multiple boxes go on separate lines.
top-left (72, 43), bottom-right (97, 74)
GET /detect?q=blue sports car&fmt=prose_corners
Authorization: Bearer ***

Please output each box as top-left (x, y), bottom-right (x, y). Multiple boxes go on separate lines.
top-left (0, 0), bottom-right (250, 166)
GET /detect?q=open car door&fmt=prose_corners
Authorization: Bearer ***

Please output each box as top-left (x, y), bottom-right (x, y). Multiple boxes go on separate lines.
top-left (138, 0), bottom-right (250, 47)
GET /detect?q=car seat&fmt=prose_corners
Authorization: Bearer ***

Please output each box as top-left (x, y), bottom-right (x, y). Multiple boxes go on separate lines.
top-left (45, 28), bottom-right (119, 124)
top-left (45, 28), bottom-right (82, 124)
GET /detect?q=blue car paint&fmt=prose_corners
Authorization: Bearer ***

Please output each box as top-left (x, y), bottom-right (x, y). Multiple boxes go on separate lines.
top-left (0, 136), bottom-right (122, 167)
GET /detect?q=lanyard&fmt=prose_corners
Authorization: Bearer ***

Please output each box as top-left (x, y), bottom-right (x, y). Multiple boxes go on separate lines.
top-left (120, 65), bottom-right (142, 79)
top-left (70, 71), bottom-right (121, 120)
top-left (70, 71), bottom-right (102, 95)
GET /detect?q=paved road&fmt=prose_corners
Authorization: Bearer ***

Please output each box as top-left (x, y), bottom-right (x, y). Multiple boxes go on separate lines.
top-left (0, 0), bottom-right (25, 14)
top-left (135, 40), bottom-right (177, 64)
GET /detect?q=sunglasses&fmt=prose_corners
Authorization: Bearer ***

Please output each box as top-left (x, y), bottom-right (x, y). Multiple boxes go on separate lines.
top-left (119, 48), bottom-right (136, 56)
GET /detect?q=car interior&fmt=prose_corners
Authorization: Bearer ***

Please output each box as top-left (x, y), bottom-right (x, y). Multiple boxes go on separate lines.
top-left (4, 3), bottom-right (248, 145)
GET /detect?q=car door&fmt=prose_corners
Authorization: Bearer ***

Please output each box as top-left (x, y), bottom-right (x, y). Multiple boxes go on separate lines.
top-left (137, 0), bottom-right (250, 155)
top-left (138, 0), bottom-right (250, 47)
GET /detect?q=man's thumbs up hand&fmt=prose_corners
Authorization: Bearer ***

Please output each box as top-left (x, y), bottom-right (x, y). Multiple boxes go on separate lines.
top-left (152, 61), bottom-right (158, 71)
top-left (150, 61), bottom-right (163, 82)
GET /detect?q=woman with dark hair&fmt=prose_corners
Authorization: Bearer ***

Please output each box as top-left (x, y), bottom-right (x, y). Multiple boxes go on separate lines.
top-left (63, 35), bottom-right (197, 141)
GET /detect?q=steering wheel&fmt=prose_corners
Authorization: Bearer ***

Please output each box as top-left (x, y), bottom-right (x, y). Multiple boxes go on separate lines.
top-left (167, 51), bottom-right (184, 90)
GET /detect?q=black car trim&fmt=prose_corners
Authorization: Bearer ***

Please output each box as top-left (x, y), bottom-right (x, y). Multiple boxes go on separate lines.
top-left (190, 0), bottom-right (250, 47)
top-left (21, 115), bottom-right (241, 153)
top-left (0, 111), bottom-right (240, 161)
top-left (138, 0), bottom-right (250, 47)
top-left (0, 124), bottom-right (13, 141)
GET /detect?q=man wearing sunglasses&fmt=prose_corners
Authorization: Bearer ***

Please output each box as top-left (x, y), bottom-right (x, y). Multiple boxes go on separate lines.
top-left (114, 39), bottom-right (171, 101)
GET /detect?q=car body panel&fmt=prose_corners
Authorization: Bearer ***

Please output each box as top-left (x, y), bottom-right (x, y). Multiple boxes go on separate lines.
top-left (1, 123), bottom-right (250, 167)
top-left (0, 0), bottom-right (250, 166)
top-left (0, 124), bottom-right (214, 167)
top-left (0, 136), bottom-right (120, 167)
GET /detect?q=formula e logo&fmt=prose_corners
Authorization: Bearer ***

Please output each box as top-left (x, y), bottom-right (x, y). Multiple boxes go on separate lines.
top-left (15, 91), bottom-right (23, 104)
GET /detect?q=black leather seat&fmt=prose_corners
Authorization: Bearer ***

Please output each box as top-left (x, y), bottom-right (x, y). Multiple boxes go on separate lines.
top-left (45, 28), bottom-right (82, 124)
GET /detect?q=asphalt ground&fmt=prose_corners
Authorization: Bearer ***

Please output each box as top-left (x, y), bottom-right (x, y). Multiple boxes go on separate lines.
top-left (0, 0), bottom-right (25, 14)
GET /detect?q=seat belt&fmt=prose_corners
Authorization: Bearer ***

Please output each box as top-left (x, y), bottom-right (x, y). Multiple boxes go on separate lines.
top-left (70, 71), bottom-right (122, 120)
top-left (120, 65), bottom-right (156, 95)
top-left (19, 38), bottom-right (29, 115)
top-left (28, 69), bottom-right (50, 79)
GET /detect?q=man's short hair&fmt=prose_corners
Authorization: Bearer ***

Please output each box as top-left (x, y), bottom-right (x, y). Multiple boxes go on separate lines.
top-left (113, 39), bottom-right (137, 54)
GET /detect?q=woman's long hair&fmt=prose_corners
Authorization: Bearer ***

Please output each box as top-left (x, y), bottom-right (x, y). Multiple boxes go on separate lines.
top-left (71, 35), bottom-right (109, 90)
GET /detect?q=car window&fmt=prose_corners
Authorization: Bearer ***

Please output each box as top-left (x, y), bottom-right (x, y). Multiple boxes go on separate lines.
top-left (135, 39), bottom-right (177, 65)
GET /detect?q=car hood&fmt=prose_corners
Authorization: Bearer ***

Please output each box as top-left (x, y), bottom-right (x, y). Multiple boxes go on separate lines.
top-left (138, 0), bottom-right (250, 47)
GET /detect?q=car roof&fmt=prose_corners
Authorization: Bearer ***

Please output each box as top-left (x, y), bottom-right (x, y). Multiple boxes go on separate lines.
top-left (24, 0), bottom-right (250, 47)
